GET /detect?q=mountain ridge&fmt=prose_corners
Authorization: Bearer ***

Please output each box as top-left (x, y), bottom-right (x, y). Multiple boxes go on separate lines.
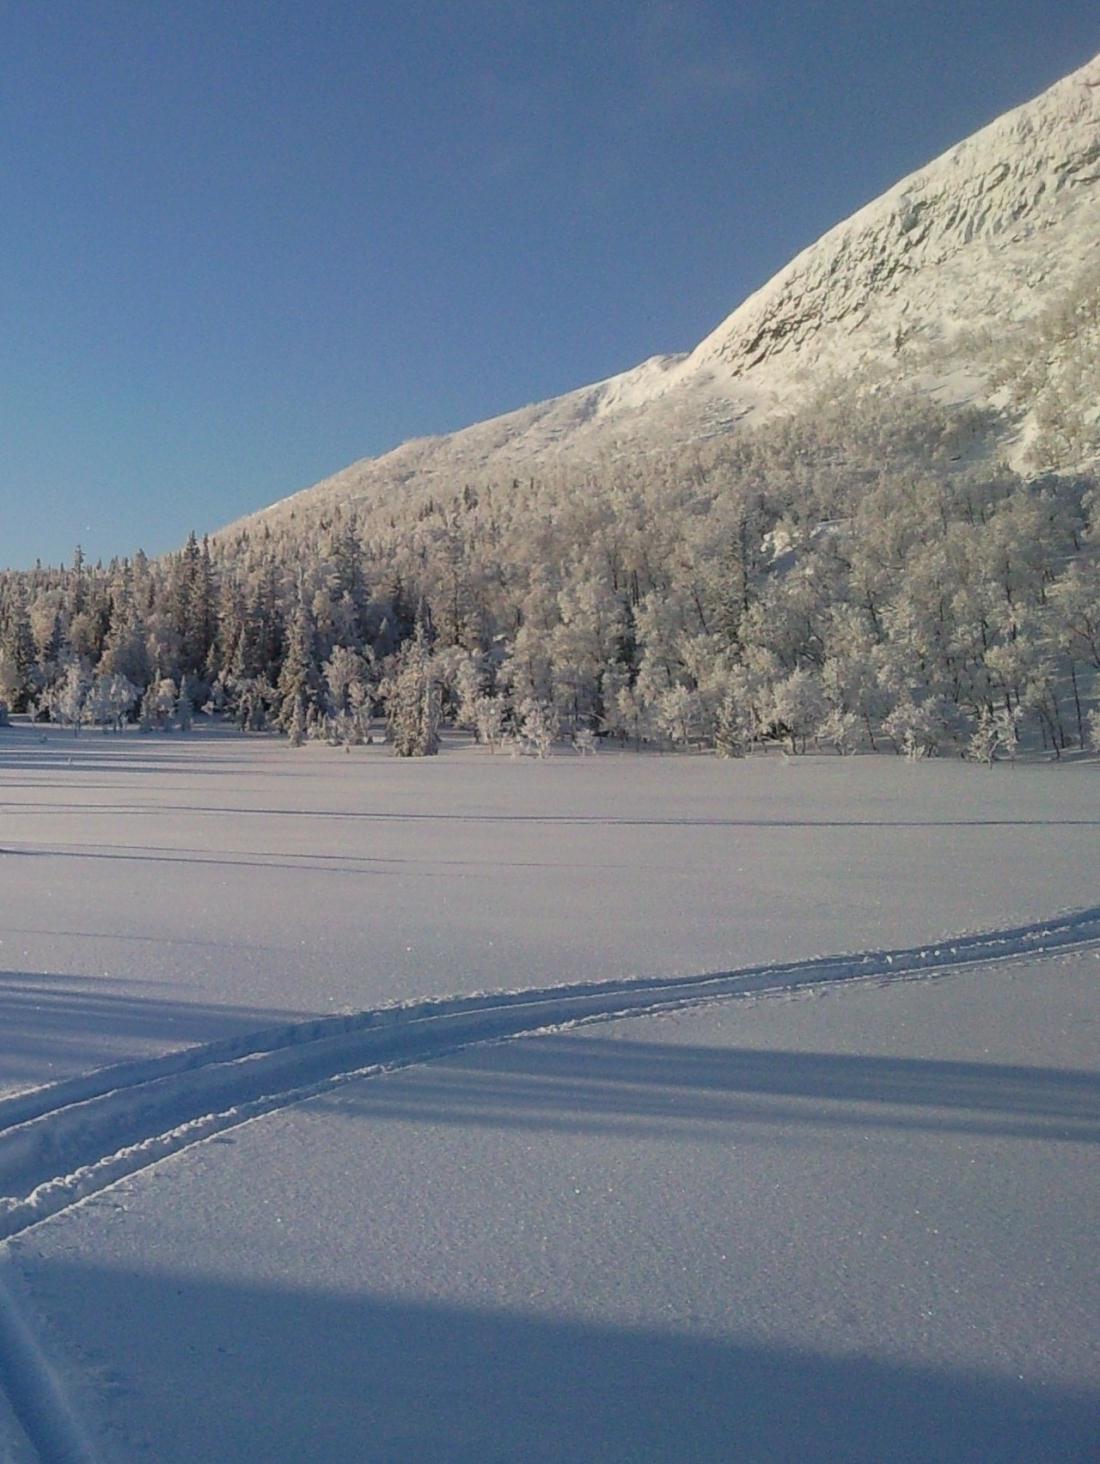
top-left (224, 52), bottom-right (1100, 537)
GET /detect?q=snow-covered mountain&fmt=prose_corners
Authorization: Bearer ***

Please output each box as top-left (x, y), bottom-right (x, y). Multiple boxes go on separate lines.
top-left (230, 53), bottom-right (1100, 535)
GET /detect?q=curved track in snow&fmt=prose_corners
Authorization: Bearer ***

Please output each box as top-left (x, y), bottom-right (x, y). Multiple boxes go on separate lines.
top-left (1, 905), bottom-right (1099, 1464)
top-left (2, 905), bottom-right (1098, 1243)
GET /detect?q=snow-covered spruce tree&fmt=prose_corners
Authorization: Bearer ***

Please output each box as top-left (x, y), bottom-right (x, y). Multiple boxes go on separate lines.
top-left (169, 531), bottom-right (216, 684)
top-left (385, 624), bottom-right (441, 756)
top-left (714, 689), bottom-right (747, 757)
top-left (99, 569), bottom-right (150, 690)
top-left (453, 651), bottom-right (488, 730)
top-left (138, 683), bottom-right (154, 732)
top-left (288, 694), bottom-right (306, 748)
top-left (321, 641), bottom-right (371, 745)
top-left (176, 675), bottom-right (195, 731)
top-left (234, 677), bottom-right (275, 732)
top-left (277, 591), bottom-right (321, 732)
top-left (0, 649), bottom-right (23, 714)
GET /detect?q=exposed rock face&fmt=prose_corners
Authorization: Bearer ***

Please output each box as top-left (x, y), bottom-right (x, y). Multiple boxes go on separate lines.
top-left (227, 53), bottom-right (1100, 536)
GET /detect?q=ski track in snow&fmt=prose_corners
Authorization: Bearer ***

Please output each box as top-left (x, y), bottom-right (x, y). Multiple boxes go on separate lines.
top-left (2, 905), bottom-right (1098, 1244)
top-left (1, 905), bottom-right (1098, 1464)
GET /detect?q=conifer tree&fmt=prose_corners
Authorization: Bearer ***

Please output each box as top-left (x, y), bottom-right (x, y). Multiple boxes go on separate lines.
top-left (385, 623), bottom-right (440, 756)
top-left (277, 591), bottom-right (321, 730)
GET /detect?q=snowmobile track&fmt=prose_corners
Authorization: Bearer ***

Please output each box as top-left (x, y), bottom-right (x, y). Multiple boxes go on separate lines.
top-left (2, 904), bottom-right (1098, 1245)
top-left (1, 906), bottom-right (1099, 1464)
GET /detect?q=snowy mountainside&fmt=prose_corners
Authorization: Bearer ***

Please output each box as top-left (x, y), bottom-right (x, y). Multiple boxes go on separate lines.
top-left (680, 56), bottom-right (1100, 384)
top-left (226, 53), bottom-right (1100, 537)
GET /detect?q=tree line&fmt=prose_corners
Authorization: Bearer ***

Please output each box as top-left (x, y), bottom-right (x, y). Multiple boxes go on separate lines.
top-left (2, 382), bottom-right (1098, 761)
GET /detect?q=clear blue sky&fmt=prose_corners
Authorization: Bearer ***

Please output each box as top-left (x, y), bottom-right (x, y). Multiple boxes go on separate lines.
top-left (3, 2), bottom-right (1097, 569)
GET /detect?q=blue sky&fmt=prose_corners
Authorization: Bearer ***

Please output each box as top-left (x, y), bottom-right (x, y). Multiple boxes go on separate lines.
top-left (3, 2), bottom-right (1097, 568)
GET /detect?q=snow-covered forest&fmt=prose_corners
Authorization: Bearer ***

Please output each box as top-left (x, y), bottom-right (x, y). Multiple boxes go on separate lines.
top-left (2, 375), bottom-right (1098, 762)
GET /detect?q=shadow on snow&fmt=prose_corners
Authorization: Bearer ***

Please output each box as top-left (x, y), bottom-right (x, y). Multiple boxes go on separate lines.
top-left (317, 1033), bottom-right (1100, 1146)
top-left (12, 1257), bottom-right (1098, 1463)
top-left (0, 971), bottom-right (304, 1091)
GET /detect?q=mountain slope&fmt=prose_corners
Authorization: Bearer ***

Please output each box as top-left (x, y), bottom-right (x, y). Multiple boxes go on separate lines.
top-left (228, 53), bottom-right (1100, 536)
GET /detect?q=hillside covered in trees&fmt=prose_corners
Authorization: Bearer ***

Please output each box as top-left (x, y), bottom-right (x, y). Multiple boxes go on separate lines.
top-left (2, 369), bottom-right (1098, 762)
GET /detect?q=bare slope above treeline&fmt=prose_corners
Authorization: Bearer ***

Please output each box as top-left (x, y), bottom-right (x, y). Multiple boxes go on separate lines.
top-left (222, 52), bottom-right (1100, 539)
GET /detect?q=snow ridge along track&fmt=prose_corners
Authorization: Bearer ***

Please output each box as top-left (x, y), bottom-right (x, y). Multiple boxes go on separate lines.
top-left (2, 905), bottom-right (1099, 1243)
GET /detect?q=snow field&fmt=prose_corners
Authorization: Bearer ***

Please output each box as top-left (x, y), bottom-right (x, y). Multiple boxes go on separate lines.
top-left (0, 726), bottom-right (1097, 1460)
top-left (7, 950), bottom-right (1097, 1462)
top-left (2, 724), bottom-right (1098, 1095)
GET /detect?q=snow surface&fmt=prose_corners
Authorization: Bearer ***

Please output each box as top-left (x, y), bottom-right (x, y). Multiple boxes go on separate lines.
top-left (0, 725), bottom-right (1097, 1460)
top-left (2, 725), bottom-right (1098, 1098)
top-left (4, 954), bottom-right (1098, 1462)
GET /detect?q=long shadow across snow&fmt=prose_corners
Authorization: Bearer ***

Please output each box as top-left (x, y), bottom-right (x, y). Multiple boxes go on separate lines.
top-left (320, 1034), bottom-right (1100, 1145)
top-left (7, 1258), bottom-right (1097, 1464)
top-left (0, 970), bottom-right (305, 1094)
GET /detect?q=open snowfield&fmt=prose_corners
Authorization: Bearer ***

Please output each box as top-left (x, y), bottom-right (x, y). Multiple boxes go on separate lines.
top-left (0, 725), bottom-right (1097, 1461)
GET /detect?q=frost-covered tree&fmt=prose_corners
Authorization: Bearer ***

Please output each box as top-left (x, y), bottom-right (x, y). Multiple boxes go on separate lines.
top-left (656, 685), bottom-right (700, 749)
top-left (573, 726), bottom-right (598, 755)
top-left (768, 668), bottom-right (825, 754)
top-left (85, 672), bottom-right (138, 731)
top-left (385, 624), bottom-right (441, 757)
top-left (288, 694), bottom-right (306, 748)
top-left (515, 697), bottom-right (557, 758)
top-left (234, 677), bottom-right (275, 732)
top-left (323, 646), bottom-right (369, 717)
top-left (0, 583), bottom-right (35, 710)
top-left (0, 649), bottom-right (23, 713)
top-left (473, 694), bottom-right (506, 751)
top-left (176, 674), bottom-right (196, 731)
top-left (276, 591), bottom-right (320, 731)
top-left (818, 707), bottom-right (861, 755)
top-left (50, 660), bottom-right (90, 733)
top-left (139, 677), bottom-right (178, 732)
top-left (882, 698), bottom-right (945, 760)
